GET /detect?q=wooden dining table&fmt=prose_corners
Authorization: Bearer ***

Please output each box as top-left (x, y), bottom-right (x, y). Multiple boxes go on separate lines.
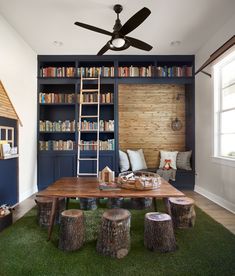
top-left (36, 177), bottom-right (185, 241)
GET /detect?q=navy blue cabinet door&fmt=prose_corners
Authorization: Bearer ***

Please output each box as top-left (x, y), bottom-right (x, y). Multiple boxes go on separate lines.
top-left (38, 155), bottom-right (55, 190)
top-left (99, 152), bottom-right (115, 171)
top-left (55, 154), bottom-right (76, 180)
top-left (79, 151), bottom-right (115, 173)
top-left (38, 153), bottom-right (76, 190)
top-left (0, 159), bottom-right (18, 205)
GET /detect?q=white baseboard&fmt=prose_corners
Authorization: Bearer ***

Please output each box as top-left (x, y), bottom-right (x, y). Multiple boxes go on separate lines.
top-left (194, 185), bottom-right (235, 214)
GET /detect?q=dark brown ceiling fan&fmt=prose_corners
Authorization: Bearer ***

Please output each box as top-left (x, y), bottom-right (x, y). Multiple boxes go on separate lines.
top-left (74, 4), bottom-right (153, 55)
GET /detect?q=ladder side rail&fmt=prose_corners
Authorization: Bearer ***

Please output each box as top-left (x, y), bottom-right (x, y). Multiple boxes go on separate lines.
top-left (77, 75), bottom-right (83, 176)
top-left (96, 74), bottom-right (101, 176)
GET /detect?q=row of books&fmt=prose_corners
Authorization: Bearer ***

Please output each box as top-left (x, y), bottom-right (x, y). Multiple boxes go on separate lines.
top-left (39, 139), bottom-right (115, 151)
top-left (99, 120), bottom-right (114, 131)
top-left (81, 92), bottom-right (113, 103)
top-left (39, 120), bottom-right (75, 132)
top-left (80, 139), bottom-right (115, 150)
top-left (39, 92), bottom-right (114, 104)
top-left (39, 120), bottom-right (115, 132)
top-left (119, 65), bottom-right (193, 77)
top-left (77, 67), bottom-right (115, 77)
top-left (156, 66), bottom-right (193, 77)
top-left (39, 140), bottom-right (74, 151)
top-left (39, 66), bottom-right (115, 77)
top-left (80, 120), bottom-right (114, 131)
top-left (40, 65), bottom-right (193, 78)
top-left (39, 93), bottom-right (75, 104)
top-left (40, 67), bottom-right (75, 77)
top-left (118, 66), bottom-right (154, 77)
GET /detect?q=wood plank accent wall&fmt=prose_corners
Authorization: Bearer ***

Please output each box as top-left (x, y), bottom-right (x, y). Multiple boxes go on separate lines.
top-left (0, 81), bottom-right (21, 124)
top-left (119, 84), bottom-right (186, 168)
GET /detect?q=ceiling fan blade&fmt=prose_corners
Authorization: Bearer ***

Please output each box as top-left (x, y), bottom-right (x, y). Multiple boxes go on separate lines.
top-left (119, 7), bottom-right (151, 36)
top-left (97, 43), bottom-right (110, 55)
top-left (126, 36), bottom-right (153, 51)
top-left (74, 22), bottom-right (112, 36)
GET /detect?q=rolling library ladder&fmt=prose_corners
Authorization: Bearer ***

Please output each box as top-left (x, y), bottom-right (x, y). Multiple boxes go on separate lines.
top-left (77, 75), bottom-right (100, 177)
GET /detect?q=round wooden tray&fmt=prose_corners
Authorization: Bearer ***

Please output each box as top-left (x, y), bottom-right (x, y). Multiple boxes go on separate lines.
top-left (117, 171), bottom-right (161, 191)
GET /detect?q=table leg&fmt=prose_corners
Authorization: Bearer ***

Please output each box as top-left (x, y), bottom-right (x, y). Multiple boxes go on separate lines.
top-left (47, 197), bottom-right (58, 241)
top-left (163, 197), bottom-right (171, 215)
top-left (66, 198), bottom-right (69, 209)
top-left (153, 198), bottom-right (158, 211)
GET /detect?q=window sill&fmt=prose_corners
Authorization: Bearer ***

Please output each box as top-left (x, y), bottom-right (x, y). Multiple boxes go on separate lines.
top-left (211, 156), bottom-right (235, 168)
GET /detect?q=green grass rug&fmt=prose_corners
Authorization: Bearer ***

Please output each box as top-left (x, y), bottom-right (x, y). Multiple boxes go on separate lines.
top-left (0, 200), bottom-right (235, 276)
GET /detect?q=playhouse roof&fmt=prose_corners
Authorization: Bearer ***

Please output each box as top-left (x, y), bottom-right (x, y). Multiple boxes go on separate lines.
top-left (0, 81), bottom-right (22, 126)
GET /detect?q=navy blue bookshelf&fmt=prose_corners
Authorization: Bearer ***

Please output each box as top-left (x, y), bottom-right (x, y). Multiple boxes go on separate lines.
top-left (37, 55), bottom-right (195, 191)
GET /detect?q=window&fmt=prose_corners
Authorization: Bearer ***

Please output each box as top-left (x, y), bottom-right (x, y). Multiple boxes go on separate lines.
top-left (214, 49), bottom-right (235, 160)
top-left (0, 126), bottom-right (14, 147)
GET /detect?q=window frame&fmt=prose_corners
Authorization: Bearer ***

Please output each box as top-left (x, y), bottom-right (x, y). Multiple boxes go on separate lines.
top-left (213, 48), bottom-right (235, 165)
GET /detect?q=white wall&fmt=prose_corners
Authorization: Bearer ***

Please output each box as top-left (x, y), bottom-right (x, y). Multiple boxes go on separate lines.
top-left (195, 15), bottom-right (235, 213)
top-left (0, 15), bottom-right (37, 202)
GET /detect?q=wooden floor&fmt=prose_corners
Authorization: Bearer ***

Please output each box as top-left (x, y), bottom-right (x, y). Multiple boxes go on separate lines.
top-left (12, 191), bottom-right (235, 235)
top-left (185, 191), bottom-right (235, 235)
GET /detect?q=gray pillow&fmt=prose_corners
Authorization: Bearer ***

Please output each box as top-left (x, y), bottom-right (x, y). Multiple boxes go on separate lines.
top-left (127, 149), bottom-right (147, 171)
top-left (119, 150), bottom-right (130, 172)
top-left (176, 151), bottom-right (192, 170)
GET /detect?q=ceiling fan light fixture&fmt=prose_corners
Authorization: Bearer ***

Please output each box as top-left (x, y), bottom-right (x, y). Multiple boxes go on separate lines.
top-left (111, 37), bottom-right (126, 48)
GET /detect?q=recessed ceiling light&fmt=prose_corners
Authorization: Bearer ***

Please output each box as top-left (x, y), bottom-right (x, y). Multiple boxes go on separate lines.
top-left (170, 40), bottom-right (181, 46)
top-left (53, 41), bottom-right (63, 47)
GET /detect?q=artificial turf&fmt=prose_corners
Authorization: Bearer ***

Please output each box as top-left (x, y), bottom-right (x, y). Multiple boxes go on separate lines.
top-left (0, 200), bottom-right (235, 276)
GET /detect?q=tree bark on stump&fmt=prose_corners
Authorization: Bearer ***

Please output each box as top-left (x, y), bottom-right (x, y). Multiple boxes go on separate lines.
top-left (169, 197), bottom-right (196, 228)
top-left (144, 212), bottom-right (176, 253)
top-left (59, 209), bottom-right (85, 251)
top-left (107, 198), bottom-right (123, 208)
top-left (96, 208), bottom-right (131, 259)
top-left (131, 198), bottom-right (152, 209)
top-left (35, 197), bottom-right (66, 227)
top-left (79, 198), bottom-right (97, 210)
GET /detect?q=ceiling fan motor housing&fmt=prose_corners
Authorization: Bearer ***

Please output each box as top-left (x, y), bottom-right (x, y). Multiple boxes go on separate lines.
top-left (113, 4), bottom-right (123, 14)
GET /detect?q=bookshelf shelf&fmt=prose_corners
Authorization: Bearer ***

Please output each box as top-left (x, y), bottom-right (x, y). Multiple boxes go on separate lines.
top-left (79, 130), bottom-right (114, 133)
top-left (0, 154), bottom-right (19, 160)
top-left (39, 131), bottom-right (76, 133)
top-left (39, 150), bottom-right (76, 154)
top-left (39, 103), bottom-right (75, 106)
top-left (37, 55), bottom-right (194, 190)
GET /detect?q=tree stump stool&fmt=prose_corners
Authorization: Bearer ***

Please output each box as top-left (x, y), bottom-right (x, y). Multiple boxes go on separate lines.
top-left (35, 197), bottom-right (66, 227)
top-left (96, 208), bottom-right (131, 259)
top-left (79, 198), bottom-right (97, 210)
top-left (131, 198), bottom-right (152, 209)
top-left (169, 197), bottom-right (196, 228)
top-left (59, 209), bottom-right (85, 251)
top-left (107, 197), bottom-right (123, 208)
top-left (144, 212), bottom-right (176, 253)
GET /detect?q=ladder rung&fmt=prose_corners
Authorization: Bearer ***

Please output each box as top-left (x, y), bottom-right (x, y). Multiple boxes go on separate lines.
top-left (79, 143), bottom-right (98, 146)
top-left (80, 102), bottom-right (99, 105)
top-left (81, 89), bottom-right (99, 92)
top-left (78, 129), bottom-right (99, 132)
top-left (82, 78), bottom-right (99, 80)
top-left (78, 173), bottom-right (98, 176)
top-left (78, 158), bottom-right (98, 161)
top-left (80, 115), bottom-right (98, 118)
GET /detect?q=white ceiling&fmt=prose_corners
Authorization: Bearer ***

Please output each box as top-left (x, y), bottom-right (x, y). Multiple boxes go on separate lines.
top-left (0, 0), bottom-right (234, 55)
